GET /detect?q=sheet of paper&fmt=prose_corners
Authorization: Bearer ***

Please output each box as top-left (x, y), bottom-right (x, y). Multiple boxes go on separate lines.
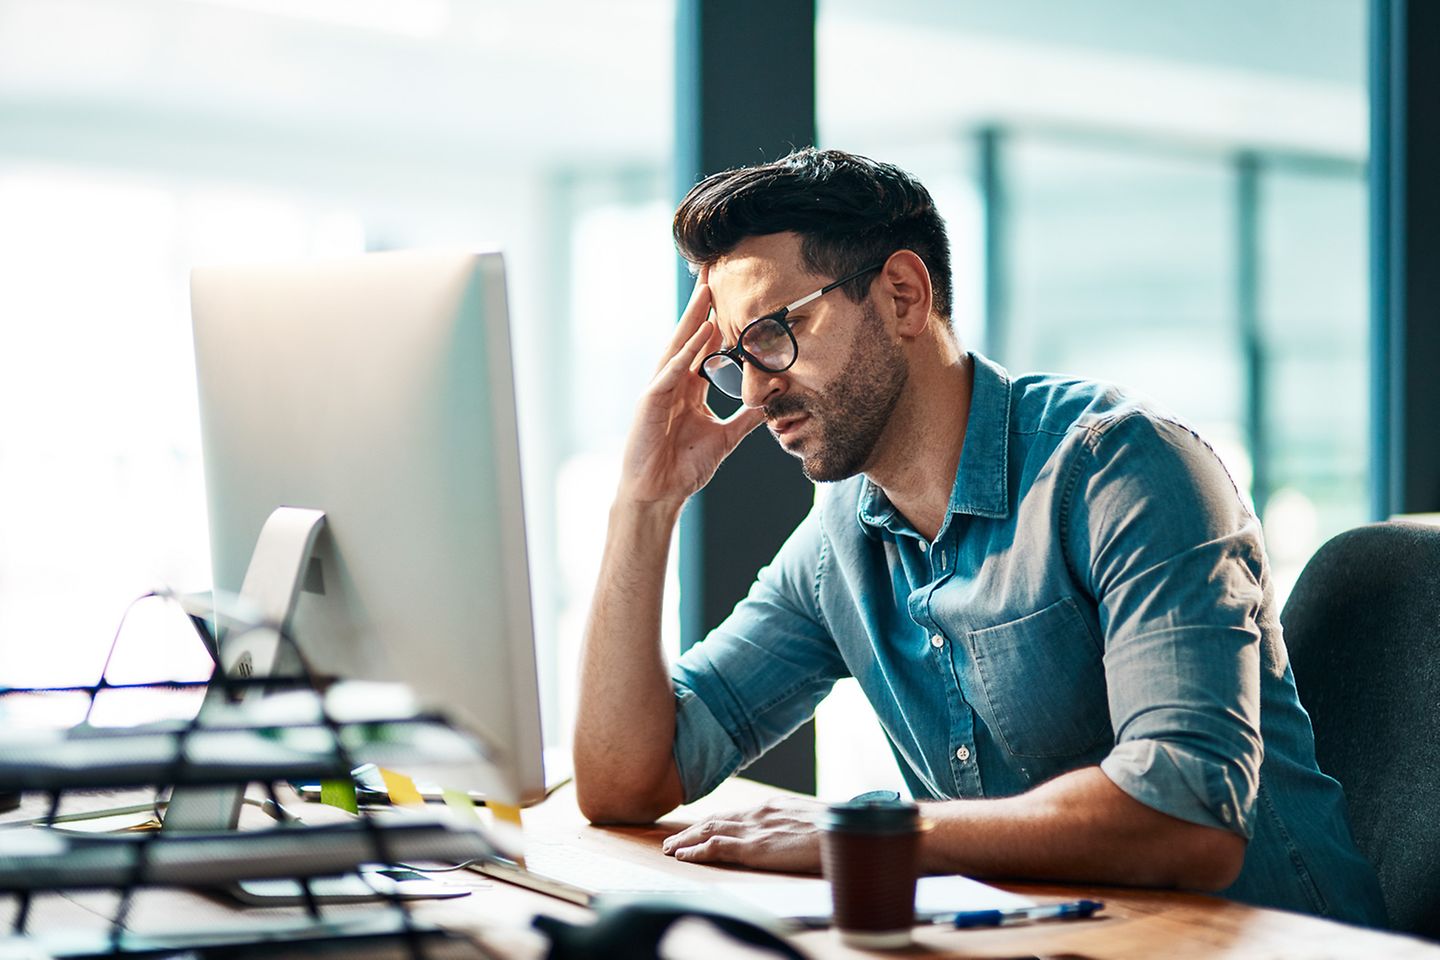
top-left (716, 874), bottom-right (1035, 923)
top-left (915, 874), bottom-right (1036, 915)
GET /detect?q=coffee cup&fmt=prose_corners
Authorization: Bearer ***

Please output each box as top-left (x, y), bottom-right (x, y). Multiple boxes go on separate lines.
top-left (819, 798), bottom-right (924, 949)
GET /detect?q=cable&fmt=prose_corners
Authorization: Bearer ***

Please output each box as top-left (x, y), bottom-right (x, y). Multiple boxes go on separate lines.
top-left (389, 858), bottom-right (482, 873)
top-left (14, 794), bottom-right (301, 831)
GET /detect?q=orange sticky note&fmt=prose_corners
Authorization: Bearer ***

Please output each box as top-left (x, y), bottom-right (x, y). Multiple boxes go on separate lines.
top-left (378, 767), bottom-right (425, 806)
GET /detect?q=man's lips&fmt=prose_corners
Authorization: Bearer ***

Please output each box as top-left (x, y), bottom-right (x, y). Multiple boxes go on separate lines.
top-left (769, 413), bottom-right (809, 438)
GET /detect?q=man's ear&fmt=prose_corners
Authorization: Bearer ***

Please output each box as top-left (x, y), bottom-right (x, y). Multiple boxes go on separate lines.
top-left (878, 250), bottom-right (933, 338)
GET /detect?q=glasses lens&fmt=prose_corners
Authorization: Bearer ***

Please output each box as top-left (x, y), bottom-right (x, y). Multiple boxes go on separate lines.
top-left (701, 354), bottom-right (744, 399)
top-left (742, 318), bottom-right (796, 370)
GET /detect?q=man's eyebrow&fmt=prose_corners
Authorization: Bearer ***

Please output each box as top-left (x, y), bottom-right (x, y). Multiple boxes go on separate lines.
top-left (717, 281), bottom-right (817, 340)
top-left (717, 300), bottom-right (784, 345)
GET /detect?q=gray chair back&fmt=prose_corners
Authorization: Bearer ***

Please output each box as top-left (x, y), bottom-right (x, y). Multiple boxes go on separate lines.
top-left (1282, 520), bottom-right (1440, 938)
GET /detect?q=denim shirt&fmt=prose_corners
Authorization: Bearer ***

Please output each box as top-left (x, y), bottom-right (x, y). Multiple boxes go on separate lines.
top-left (671, 352), bottom-right (1386, 926)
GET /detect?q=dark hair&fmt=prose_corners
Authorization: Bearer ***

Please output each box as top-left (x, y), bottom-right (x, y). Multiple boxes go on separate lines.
top-left (673, 148), bottom-right (952, 319)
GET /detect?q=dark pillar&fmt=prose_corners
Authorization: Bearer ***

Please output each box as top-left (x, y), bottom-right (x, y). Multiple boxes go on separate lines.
top-left (1371, 0), bottom-right (1440, 517)
top-left (675, 0), bottom-right (818, 794)
top-left (1236, 152), bottom-right (1269, 519)
top-left (977, 127), bottom-right (1010, 364)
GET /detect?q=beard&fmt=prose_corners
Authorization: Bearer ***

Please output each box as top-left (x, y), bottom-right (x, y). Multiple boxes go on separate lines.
top-left (765, 303), bottom-right (909, 483)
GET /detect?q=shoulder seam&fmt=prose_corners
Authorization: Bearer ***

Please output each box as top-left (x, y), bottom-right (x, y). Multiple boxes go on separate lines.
top-left (1057, 426), bottom-right (1092, 591)
top-left (1079, 407), bottom-right (1154, 453)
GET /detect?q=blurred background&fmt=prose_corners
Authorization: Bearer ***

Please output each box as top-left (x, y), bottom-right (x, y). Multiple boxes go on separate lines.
top-left (0, 0), bottom-right (1375, 794)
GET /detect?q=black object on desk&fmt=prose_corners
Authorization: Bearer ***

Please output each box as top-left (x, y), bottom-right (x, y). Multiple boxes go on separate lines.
top-left (534, 901), bottom-right (806, 960)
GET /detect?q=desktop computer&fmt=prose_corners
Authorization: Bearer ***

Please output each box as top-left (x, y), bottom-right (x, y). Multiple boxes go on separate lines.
top-left (178, 249), bottom-right (547, 832)
top-left (0, 250), bottom-right (549, 929)
top-left (181, 248), bottom-right (696, 908)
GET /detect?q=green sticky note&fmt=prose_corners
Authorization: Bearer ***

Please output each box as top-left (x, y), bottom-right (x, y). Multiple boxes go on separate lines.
top-left (442, 787), bottom-right (480, 821)
top-left (320, 778), bottom-right (359, 814)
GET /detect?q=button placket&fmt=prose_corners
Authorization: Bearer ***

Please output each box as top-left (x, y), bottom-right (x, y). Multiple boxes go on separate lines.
top-left (916, 562), bottom-right (979, 798)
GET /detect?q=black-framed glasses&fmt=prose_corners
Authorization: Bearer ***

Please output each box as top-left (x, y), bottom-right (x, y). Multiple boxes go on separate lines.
top-left (698, 262), bottom-right (885, 399)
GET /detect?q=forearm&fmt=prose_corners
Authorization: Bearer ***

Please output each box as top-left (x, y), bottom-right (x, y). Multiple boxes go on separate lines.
top-left (921, 766), bottom-right (1246, 891)
top-left (573, 498), bottom-right (687, 823)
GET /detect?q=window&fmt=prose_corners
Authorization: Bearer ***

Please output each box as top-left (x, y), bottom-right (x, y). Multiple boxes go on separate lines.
top-left (0, 0), bottom-right (677, 751)
top-left (816, 0), bottom-right (1367, 798)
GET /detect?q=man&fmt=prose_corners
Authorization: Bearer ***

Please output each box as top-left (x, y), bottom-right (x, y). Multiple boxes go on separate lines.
top-left (573, 148), bottom-right (1385, 925)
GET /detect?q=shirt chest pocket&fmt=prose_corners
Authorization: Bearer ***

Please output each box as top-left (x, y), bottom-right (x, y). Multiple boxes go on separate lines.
top-left (962, 597), bottom-right (1113, 759)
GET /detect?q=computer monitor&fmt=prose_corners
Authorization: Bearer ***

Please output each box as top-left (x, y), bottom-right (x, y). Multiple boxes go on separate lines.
top-left (183, 249), bottom-right (546, 815)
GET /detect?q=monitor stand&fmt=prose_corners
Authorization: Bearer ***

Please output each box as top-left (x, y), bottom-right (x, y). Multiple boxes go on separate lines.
top-left (163, 506), bottom-right (469, 905)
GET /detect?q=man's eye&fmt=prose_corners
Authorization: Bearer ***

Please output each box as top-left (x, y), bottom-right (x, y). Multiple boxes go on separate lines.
top-left (746, 321), bottom-right (787, 353)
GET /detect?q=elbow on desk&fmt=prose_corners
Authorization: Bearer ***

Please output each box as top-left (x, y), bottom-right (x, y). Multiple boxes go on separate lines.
top-left (1164, 827), bottom-right (1248, 893)
top-left (573, 768), bottom-right (682, 826)
top-left (575, 785), bottom-right (674, 826)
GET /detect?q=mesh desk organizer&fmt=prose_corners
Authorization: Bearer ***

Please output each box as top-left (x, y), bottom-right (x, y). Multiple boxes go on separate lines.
top-left (0, 510), bottom-right (510, 959)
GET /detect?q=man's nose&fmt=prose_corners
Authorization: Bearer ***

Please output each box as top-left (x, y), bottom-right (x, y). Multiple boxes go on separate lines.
top-left (739, 361), bottom-right (785, 410)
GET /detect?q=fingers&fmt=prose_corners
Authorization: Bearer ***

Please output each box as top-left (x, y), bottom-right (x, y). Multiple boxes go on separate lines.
top-left (652, 317), bottom-right (720, 393)
top-left (653, 278), bottom-right (716, 378)
top-left (663, 818), bottom-right (750, 865)
top-left (671, 834), bottom-right (746, 864)
top-left (688, 319), bottom-right (724, 375)
top-left (721, 403), bottom-right (766, 446)
top-left (661, 817), bottom-right (744, 856)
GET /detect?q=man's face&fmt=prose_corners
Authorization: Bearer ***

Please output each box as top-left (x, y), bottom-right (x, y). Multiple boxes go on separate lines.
top-left (707, 234), bottom-right (908, 482)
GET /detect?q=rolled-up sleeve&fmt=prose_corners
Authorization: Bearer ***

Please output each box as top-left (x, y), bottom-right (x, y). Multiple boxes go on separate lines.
top-left (1066, 413), bottom-right (1265, 838)
top-left (671, 509), bottom-right (849, 802)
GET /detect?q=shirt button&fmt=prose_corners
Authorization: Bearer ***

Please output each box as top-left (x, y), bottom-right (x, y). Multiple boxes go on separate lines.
top-left (930, 634), bottom-right (944, 649)
top-left (918, 541), bottom-right (928, 553)
top-left (1220, 804), bottom-right (1233, 824)
top-left (955, 746), bottom-right (971, 762)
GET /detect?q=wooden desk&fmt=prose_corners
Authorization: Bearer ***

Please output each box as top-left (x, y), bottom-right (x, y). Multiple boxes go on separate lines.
top-left (5, 780), bottom-right (1438, 959)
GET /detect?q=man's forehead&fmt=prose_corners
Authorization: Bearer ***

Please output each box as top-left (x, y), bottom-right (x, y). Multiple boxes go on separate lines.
top-left (707, 234), bottom-right (821, 332)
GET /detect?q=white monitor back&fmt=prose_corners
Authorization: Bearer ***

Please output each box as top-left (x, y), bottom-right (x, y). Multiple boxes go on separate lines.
top-left (189, 249), bottom-right (545, 807)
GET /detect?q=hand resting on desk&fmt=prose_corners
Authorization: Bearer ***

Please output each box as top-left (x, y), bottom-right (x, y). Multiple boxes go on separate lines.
top-left (660, 795), bottom-right (827, 872)
top-left (655, 768), bottom-right (1245, 893)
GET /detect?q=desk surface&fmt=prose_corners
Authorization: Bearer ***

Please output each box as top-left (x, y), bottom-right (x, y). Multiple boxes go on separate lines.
top-left (5, 779), bottom-right (1438, 959)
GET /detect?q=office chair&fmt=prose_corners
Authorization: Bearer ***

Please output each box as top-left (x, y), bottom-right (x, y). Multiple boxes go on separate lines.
top-left (1282, 520), bottom-right (1440, 939)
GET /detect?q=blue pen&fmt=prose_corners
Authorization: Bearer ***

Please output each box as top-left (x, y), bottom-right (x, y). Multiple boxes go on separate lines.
top-left (941, 898), bottom-right (1104, 928)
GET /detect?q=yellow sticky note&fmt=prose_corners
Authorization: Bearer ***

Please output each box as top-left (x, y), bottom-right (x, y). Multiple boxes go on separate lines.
top-left (320, 778), bottom-right (359, 814)
top-left (442, 788), bottom-right (480, 821)
top-left (487, 798), bottom-right (525, 867)
top-left (488, 801), bottom-right (523, 829)
top-left (378, 767), bottom-right (425, 807)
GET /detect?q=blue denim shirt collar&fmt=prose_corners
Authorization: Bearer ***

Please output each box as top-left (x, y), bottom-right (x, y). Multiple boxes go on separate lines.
top-left (857, 352), bottom-right (1013, 535)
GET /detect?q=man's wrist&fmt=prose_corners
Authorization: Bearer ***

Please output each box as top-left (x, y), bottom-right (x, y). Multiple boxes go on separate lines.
top-left (610, 492), bottom-right (686, 534)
